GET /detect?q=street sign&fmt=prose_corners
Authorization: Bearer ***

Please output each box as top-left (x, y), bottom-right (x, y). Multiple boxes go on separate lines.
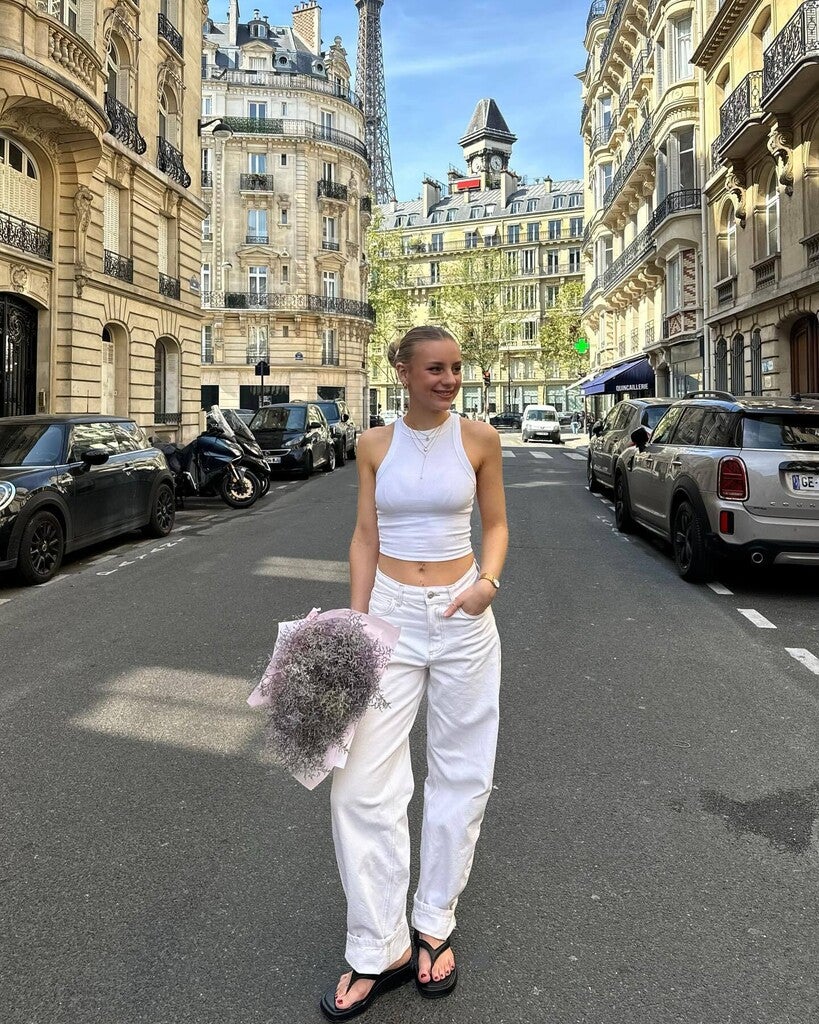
top-left (574, 338), bottom-right (589, 354)
top-left (294, 352), bottom-right (304, 361)
top-left (254, 360), bottom-right (270, 376)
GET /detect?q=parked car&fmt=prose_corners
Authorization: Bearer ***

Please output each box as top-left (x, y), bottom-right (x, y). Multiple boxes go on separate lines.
top-left (489, 411), bottom-right (522, 430)
top-left (225, 408), bottom-right (256, 426)
top-left (248, 403), bottom-right (335, 478)
top-left (613, 392), bottom-right (819, 581)
top-left (0, 415), bottom-right (175, 585)
top-left (369, 413), bottom-right (386, 428)
top-left (314, 399), bottom-right (357, 465)
top-left (587, 398), bottom-right (674, 491)
top-left (521, 404), bottom-right (562, 444)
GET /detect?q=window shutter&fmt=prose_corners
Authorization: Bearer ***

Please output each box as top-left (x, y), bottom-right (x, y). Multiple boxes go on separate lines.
top-left (104, 183), bottom-right (120, 252)
top-left (158, 216), bottom-right (169, 274)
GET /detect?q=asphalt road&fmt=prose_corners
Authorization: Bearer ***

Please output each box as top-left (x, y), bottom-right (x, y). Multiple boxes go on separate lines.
top-left (1, 441), bottom-right (817, 1024)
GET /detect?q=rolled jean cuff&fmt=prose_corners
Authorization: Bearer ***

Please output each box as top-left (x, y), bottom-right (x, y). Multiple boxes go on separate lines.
top-left (411, 895), bottom-right (456, 941)
top-left (345, 919), bottom-right (411, 974)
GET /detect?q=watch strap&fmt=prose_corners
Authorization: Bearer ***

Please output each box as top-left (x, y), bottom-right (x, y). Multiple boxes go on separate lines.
top-left (479, 572), bottom-right (500, 590)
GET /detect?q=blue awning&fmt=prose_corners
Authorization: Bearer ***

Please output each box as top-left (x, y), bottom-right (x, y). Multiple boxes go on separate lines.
top-left (581, 357), bottom-right (654, 397)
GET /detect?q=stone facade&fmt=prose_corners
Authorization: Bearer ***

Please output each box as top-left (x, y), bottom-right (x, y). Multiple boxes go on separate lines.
top-left (199, 1), bottom-right (372, 428)
top-left (0, 0), bottom-right (206, 437)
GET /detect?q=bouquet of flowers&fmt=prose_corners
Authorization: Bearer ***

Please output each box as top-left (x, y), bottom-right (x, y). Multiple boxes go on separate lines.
top-left (247, 608), bottom-right (400, 790)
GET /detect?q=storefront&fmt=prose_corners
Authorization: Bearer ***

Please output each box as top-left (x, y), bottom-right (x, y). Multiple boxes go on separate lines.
top-left (580, 357), bottom-right (655, 419)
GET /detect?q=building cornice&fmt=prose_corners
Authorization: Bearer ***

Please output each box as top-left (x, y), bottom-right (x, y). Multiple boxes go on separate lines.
top-left (691, 0), bottom-right (756, 70)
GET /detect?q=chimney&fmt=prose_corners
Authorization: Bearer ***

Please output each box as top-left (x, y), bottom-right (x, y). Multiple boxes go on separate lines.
top-left (227, 0), bottom-right (239, 45)
top-left (422, 177), bottom-right (442, 218)
top-left (543, 175), bottom-right (553, 193)
top-left (292, 1), bottom-right (321, 55)
top-left (500, 169), bottom-right (517, 208)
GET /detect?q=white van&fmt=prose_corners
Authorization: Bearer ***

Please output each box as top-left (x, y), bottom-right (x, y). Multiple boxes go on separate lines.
top-left (521, 404), bottom-right (562, 444)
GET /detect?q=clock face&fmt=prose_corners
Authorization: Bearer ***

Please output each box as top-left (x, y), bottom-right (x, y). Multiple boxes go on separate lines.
top-left (471, 155), bottom-right (483, 172)
top-left (490, 155), bottom-right (503, 171)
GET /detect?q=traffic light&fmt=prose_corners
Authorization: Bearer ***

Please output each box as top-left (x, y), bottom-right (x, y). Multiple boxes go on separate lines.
top-left (482, 369), bottom-right (491, 385)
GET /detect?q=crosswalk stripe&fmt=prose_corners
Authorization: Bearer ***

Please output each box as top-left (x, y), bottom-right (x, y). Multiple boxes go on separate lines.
top-left (786, 648), bottom-right (819, 676)
top-left (738, 608), bottom-right (777, 629)
top-left (564, 452), bottom-right (586, 461)
top-left (502, 451), bottom-right (516, 458)
top-left (530, 452), bottom-right (553, 460)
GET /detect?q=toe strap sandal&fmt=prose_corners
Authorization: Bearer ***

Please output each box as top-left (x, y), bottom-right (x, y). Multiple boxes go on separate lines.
top-left (320, 960), bottom-right (413, 1021)
top-left (412, 929), bottom-right (458, 999)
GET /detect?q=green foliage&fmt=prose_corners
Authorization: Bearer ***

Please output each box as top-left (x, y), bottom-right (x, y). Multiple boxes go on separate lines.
top-left (365, 212), bottom-right (413, 384)
top-left (537, 280), bottom-right (588, 378)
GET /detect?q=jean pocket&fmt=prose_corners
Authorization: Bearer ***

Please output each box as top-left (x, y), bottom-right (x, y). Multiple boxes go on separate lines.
top-left (454, 605), bottom-right (487, 620)
top-left (368, 591), bottom-right (397, 617)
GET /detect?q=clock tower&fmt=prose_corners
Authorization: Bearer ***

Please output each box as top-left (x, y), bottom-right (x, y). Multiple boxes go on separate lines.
top-left (459, 98), bottom-right (517, 187)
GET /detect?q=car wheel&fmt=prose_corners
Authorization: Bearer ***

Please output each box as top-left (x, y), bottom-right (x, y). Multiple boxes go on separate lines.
top-left (336, 440), bottom-right (347, 467)
top-left (614, 473), bottom-right (635, 534)
top-left (348, 435), bottom-right (357, 460)
top-left (587, 457), bottom-right (601, 493)
top-left (17, 510), bottom-right (65, 585)
top-left (300, 452), bottom-right (314, 479)
top-left (323, 444), bottom-right (337, 473)
top-left (673, 499), bottom-right (709, 582)
top-left (259, 475), bottom-right (270, 497)
top-left (145, 482), bottom-right (176, 537)
top-left (220, 467), bottom-right (260, 508)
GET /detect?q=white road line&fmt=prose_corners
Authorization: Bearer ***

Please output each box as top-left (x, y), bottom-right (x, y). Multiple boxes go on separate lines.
top-left (502, 451), bottom-right (516, 458)
top-left (785, 648), bottom-right (819, 676)
top-left (0, 598), bottom-right (10, 606)
top-left (564, 452), bottom-right (586, 461)
top-left (530, 452), bottom-right (553, 460)
top-left (708, 582), bottom-right (733, 596)
top-left (737, 608), bottom-right (777, 629)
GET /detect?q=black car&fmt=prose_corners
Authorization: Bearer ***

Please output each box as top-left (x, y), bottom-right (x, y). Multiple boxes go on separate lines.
top-left (587, 398), bottom-right (673, 492)
top-left (0, 415), bottom-right (175, 585)
top-left (489, 411), bottom-right (522, 430)
top-left (369, 413), bottom-right (386, 428)
top-left (314, 399), bottom-right (358, 465)
top-left (248, 403), bottom-right (336, 478)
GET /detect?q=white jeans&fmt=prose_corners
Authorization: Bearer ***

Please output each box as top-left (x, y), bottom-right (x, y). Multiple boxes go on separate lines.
top-left (330, 564), bottom-right (502, 973)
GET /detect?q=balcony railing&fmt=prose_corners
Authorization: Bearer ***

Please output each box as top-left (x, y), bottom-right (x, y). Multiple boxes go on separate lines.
top-left (322, 354), bottom-right (341, 366)
top-left (245, 351), bottom-right (268, 365)
top-left (754, 254), bottom-right (778, 288)
top-left (645, 321), bottom-right (655, 347)
top-left (158, 272), bottom-right (180, 299)
top-left (653, 189), bottom-right (701, 228)
top-left (204, 291), bottom-right (375, 321)
top-left (222, 118), bottom-right (367, 160)
top-left (586, 0), bottom-right (608, 32)
top-left (201, 170), bottom-right (213, 187)
top-left (157, 137), bottom-right (191, 188)
top-left (710, 137), bottom-right (723, 178)
top-left (601, 218), bottom-right (656, 293)
top-left (360, 196), bottom-right (372, 214)
top-left (715, 278), bottom-right (736, 306)
top-left (104, 249), bottom-right (133, 283)
top-left (803, 231), bottom-right (819, 267)
top-left (322, 240), bottom-right (340, 251)
top-left (317, 179), bottom-right (349, 201)
top-left (763, 2), bottom-right (819, 106)
top-left (631, 50), bottom-right (646, 90)
top-left (591, 123), bottom-right (613, 151)
top-left (603, 116), bottom-right (652, 208)
top-left (104, 94), bottom-right (147, 155)
top-left (155, 411), bottom-right (182, 425)
top-left (240, 173), bottom-right (276, 191)
top-left (0, 210), bottom-right (52, 260)
top-left (157, 12), bottom-right (183, 55)
top-left (718, 70), bottom-right (764, 148)
top-left (620, 83), bottom-right (630, 113)
top-left (245, 235), bottom-right (269, 244)
top-left (201, 66), bottom-right (364, 111)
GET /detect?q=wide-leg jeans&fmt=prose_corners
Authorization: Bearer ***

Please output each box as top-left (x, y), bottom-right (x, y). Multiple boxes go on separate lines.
top-left (330, 564), bottom-right (501, 973)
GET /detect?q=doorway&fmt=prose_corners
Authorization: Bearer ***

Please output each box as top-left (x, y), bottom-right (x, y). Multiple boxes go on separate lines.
top-left (790, 315), bottom-right (819, 395)
top-left (1, 294), bottom-right (38, 417)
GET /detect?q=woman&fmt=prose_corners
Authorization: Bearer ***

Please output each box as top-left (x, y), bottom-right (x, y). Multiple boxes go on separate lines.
top-left (321, 326), bottom-right (507, 1021)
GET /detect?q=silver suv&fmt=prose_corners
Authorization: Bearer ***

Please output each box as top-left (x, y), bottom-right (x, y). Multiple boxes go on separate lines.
top-left (614, 392), bottom-right (819, 581)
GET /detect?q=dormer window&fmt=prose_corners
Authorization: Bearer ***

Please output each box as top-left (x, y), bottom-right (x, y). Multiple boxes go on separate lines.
top-left (250, 22), bottom-right (267, 38)
top-left (407, 214), bottom-right (419, 226)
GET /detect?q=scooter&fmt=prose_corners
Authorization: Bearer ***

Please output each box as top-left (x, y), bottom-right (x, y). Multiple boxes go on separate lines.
top-left (219, 407), bottom-right (272, 497)
top-left (155, 413), bottom-right (260, 509)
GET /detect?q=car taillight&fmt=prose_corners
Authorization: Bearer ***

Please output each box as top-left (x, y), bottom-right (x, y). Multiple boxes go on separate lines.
top-left (719, 510), bottom-right (734, 534)
top-left (718, 457), bottom-right (748, 500)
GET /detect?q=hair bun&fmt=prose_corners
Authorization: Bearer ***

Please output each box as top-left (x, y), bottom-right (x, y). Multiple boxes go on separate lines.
top-left (387, 339), bottom-right (401, 367)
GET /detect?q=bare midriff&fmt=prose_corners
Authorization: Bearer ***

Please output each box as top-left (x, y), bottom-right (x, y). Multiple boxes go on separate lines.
top-left (377, 552), bottom-right (476, 587)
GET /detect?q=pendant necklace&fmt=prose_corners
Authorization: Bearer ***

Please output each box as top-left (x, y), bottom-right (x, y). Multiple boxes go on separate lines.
top-left (403, 417), bottom-right (447, 478)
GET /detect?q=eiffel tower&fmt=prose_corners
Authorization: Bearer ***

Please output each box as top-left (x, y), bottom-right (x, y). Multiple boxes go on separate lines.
top-left (354, 0), bottom-right (396, 203)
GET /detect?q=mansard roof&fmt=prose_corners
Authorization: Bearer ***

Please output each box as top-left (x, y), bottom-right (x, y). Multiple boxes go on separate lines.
top-left (459, 99), bottom-right (517, 148)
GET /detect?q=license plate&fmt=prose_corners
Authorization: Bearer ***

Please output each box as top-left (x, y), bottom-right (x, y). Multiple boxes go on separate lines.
top-left (790, 473), bottom-right (819, 492)
top-left (269, 457), bottom-right (282, 465)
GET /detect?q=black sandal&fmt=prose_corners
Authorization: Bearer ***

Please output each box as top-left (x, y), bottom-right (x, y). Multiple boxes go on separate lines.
top-left (319, 959), bottom-right (413, 1021)
top-left (412, 929), bottom-right (458, 998)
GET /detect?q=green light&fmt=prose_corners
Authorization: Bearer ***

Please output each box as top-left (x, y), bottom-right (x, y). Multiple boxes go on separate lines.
top-left (574, 338), bottom-right (589, 354)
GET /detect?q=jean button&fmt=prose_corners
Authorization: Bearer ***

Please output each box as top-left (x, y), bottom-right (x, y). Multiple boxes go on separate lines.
top-left (427, 591), bottom-right (435, 598)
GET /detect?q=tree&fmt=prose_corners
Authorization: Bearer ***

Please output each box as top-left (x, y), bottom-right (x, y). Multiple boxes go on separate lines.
top-left (365, 210), bottom-right (414, 396)
top-left (537, 280), bottom-right (588, 380)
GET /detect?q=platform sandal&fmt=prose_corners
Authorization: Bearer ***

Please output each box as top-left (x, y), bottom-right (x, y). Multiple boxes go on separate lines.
top-left (319, 959), bottom-right (413, 1021)
top-left (412, 929), bottom-right (458, 999)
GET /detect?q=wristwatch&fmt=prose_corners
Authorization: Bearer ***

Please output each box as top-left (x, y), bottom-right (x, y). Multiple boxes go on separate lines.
top-left (479, 572), bottom-right (501, 590)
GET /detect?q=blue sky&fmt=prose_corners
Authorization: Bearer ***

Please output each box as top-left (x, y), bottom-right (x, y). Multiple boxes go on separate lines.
top-left (309, 0), bottom-right (588, 199)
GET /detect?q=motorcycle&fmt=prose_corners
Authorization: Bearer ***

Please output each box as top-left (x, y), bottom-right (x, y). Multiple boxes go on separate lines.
top-left (219, 407), bottom-right (272, 497)
top-left (155, 410), bottom-right (261, 509)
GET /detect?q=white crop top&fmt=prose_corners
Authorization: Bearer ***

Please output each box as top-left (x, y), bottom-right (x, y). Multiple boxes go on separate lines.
top-left (375, 414), bottom-right (476, 561)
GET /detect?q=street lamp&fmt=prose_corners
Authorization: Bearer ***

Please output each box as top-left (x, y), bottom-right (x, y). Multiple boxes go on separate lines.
top-left (198, 118), bottom-right (233, 141)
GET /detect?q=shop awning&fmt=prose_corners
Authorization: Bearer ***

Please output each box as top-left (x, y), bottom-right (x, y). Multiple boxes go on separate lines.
top-left (581, 357), bottom-right (654, 397)
top-left (567, 369), bottom-right (602, 391)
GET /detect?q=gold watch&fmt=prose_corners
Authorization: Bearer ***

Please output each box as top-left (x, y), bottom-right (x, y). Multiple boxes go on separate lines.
top-left (479, 572), bottom-right (500, 590)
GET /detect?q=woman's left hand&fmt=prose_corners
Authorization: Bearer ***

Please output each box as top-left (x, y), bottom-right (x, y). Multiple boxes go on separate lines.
top-left (443, 579), bottom-right (496, 618)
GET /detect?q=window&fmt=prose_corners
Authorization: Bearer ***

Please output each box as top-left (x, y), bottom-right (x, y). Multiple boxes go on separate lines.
top-left (248, 101), bottom-right (267, 119)
top-left (699, 410), bottom-right (737, 447)
top-left (281, 265), bottom-right (289, 283)
top-left (484, 204), bottom-right (496, 217)
top-left (750, 328), bottom-right (763, 395)
top-left (248, 265), bottom-right (267, 294)
top-left (322, 270), bottom-right (337, 298)
top-left (597, 235), bottom-right (613, 274)
top-left (546, 250), bottom-right (559, 273)
top-left (49, 0), bottom-right (78, 33)
top-left (521, 249), bottom-right (536, 274)
top-left (320, 110), bottom-right (335, 133)
top-left (568, 194), bottom-right (581, 208)
top-left (570, 216), bottom-right (584, 236)
top-left (322, 215), bottom-right (337, 243)
top-left (201, 262), bottom-right (211, 293)
top-left (503, 286), bottom-right (517, 309)
top-left (665, 253), bottom-right (682, 312)
top-left (505, 251), bottom-right (518, 274)
top-left (651, 404), bottom-right (684, 444)
top-left (281, 102), bottom-right (288, 117)
top-left (668, 14), bottom-right (693, 84)
top-left (596, 163), bottom-right (612, 206)
top-left (470, 206), bottom-right (483, 219)
top-left (247, 208), bottom-right (268, 242)
top-left (322, 329), bottom-right (338, 365)
top-left (407, 214), bottom-right (419, 226)
top-left (674, 407), bottom-right (707, 446)
top-left (249, 56), bottom-right (266, 69)
top-left (280, 208), bottom-right (288, 225)
top-left (552, 196), bottom-right (564, 210)
top-left (104, 182), bottom-right (121, 254)
top-left (247, 325), bottom-right (268, 360)
top-left (430, 232), bottom-right (444, 252)
top-left (249, 152), bottom-right (267, 173)
top-left (429, 262), bottom-right (440, 284)
top-left (526, 199), bottom-right (538, 212)
top-left (446, 208), bottom-right (457, 222)
top-left (431, 211), bottom-right (443, 224)
top-left (764, 171), bottom-right (779, 256)
top-left (527, 222), bottom-right (540, 242)
top-left (507, 224), bottom-right (520, 244)
top-left (523, 321), bottom-right (537, 341)
top-left (202, 148), bottom-right (212, 175)
top-left (158, 215), bottom-right (169, 275)
top-left (280, 153), bottom-right (288, 166)
top-left (465, 231), bottom-right (479, 249)
top-left (715, 336), bottom-right (728, 391)
top-left (201, 325), bottom-right (213, 364)
top-left (545, 285), bottom-right (559, 306)
top-left (322, 160), bottom-right (336, 182)
top-left (521, 284), bottom-right (537, 309)
top-left (548, 220), bottom-right (561, 240)
top-left (731, 332), bottom-right (745, 395)
top-left (510, 201), bottom-right (522, 213)
top-left (718, 205), bottom-right (737, 279)
top-left (569, 248), bottom-right (581, 272)
top-left (678, 126), bottom-right (696, 191)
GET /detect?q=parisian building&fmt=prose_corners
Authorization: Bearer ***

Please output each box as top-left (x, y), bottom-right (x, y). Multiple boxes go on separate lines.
top-left (199, 1), bottom-right (372, 427)
top-left (0, 0), bottom-right (205, 435)
top-left (581, 0), bottom-right (704, 408)
top-left (373, 99), bottom-right (585, 417)
top-left (694, 0), bottom-right (819, 397)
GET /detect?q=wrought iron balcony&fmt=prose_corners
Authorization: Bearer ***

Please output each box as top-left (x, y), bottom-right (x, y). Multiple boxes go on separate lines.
top-left (317, 179), bottom-right (349, 201)
top-left (803, 231), bottom-right (819, 268)
top-left (245, 351), bottom-right (269, 365)
top-left (207, 291), bottom-right (375, 320)
top-left (201, 66), bottom-right (364, 111)
top-left (591, 123), bottom-right (613, 151)
top-left (586, 0), bottom-right (607, 32)
top-left (710, 137), bottom-right (723, 178)
top-left (157, 137), bottom-right (191, 188)
top-left (104, 249), bottom-right (133, 283)
top-left (158, 272), bottom-right (180, 299)
top-left (155, 411), bottom-right (182, 425)
top-left (240, 173), bottom-right (275, 191)
top-left (322, 354), bottom-right (341, 366)
top-left (620, 83), bottom-right (630, 114)
top-left (245, 235), bottom-right (269, 244)
top-left (603, 116), bottom-right (652, 208)
top-left (202, 348), bottom-right (214, 364)
top-left (104, 94), bottom-right (147, 155)
top-left (360, 196), bottom-right (373, 214)
top-left (631, 51), bottom-right (646, 91)
top-left (157, 12), bottom-right (183, 55)
top-left (601, 219), bottom-right (656, 293)
top-left (645, 321), bottom-right (655, 347)
top-left (201, 170), bottom-right (213, 187)
top-left (322, 240), bottom-right (341, 251)
top-left (715, 278), bottom-right (736, 307)
top-left (763, 1), bottom-right (819, 112)
top-left (753, 254), bottom-right (779, 288)
top-left (0, 210), bottom-right (52, 260)
top-left (717, 71), bottom-right (765, 160)
top-left (653, 189), bottom-right (701, 228)
top-left (221, 118), bottom-right (367, 160)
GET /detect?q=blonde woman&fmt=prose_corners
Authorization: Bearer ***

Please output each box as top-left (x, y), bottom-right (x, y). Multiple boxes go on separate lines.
top-left (321, 326), bottom-right (507, 1021)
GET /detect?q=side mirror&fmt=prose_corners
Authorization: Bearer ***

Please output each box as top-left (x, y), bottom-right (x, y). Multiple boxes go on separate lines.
top-left (631, 426), bottom-right (650, 452)
top-left (308, 420), bottom-right (322, 430)
top-left (592, 420), bottom-right (604, 436)
top-left (82, 447), bottom-right (110, 467)
top-left (341, 413), bottom-right (349, 422)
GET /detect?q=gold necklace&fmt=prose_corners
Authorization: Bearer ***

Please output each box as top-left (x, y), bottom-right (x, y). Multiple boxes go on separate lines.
top-left (402, 417), bottom-right (447, 476)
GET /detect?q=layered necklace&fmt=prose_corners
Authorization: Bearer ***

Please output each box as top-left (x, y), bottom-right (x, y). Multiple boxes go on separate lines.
top-left (402, 416), bottom-right (448, 478)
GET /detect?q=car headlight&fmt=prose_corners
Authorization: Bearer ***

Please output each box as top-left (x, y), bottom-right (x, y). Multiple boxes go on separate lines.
top-left (0, 481), bottom-right (16, 512)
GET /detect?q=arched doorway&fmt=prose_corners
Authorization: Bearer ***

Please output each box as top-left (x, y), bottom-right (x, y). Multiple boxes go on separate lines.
top-left (790, 314), bottom-right (818, 395)
top-left (1, 294), bottom-right (38, 417)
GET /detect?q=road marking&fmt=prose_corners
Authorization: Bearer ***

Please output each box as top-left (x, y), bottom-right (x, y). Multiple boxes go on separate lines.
top-left (502, 451), bottom-right (516, 458)
top-left (737, 608), bottom-right (777, 629)
top-left (530, 452), bottom-right (553, 460)
top-left (785, 648), bottom-right (819, 676)
top-left (41, 574), bottom-right (69, 587)
top-left (564, 452), bottom-right (586, 461)
top-left (708, 582), bottom-right (733, 595)
top-left (0, 598), bottom-right (10, 606)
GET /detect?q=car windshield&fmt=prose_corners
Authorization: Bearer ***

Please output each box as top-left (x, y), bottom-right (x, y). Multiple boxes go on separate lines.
top-left (251, 406), bottom-right (306, 432)
top-left (742, 413), bottom-right (819, 451)
top-left (0, 423), bottom-right (64, 466)
top-left (525, 410), bottom-right (556, 421)
top-left (644, 405), bottom-right (670, 430)
top-left (316, 402), bottom-right (340, 423)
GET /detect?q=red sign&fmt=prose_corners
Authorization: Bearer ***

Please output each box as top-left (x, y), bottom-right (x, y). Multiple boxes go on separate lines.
top-left (454, 177), bottom-right (482, 191)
